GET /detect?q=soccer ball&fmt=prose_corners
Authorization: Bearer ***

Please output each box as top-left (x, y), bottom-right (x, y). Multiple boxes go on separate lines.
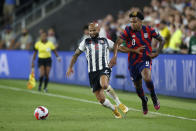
top-left (34, 106), bottom-right (49, 120)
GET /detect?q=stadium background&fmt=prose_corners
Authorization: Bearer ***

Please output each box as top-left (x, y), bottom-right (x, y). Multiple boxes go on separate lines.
top-left (0, 0), bottom-right (196, 130)
top-left (0, 0), bottom-right (195, 98)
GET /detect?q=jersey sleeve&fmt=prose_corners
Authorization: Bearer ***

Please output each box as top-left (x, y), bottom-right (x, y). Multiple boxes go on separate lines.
top-left (150, 26), bottom-right (160, 38)
top-left (120, 26), bottom-right (129, 41)
top-left (106, 39), bottom-right (114, 49)
top-left (50, 42), bottom-right (55, 50)
top-left (78, 39), bottom-right (85, 51)
top-left (34, 42), bottom-right (39, 50)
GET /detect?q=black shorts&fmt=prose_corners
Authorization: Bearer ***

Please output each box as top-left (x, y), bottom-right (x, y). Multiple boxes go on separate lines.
top-left (88, 68), bottom-right (111, 92)
top-left (38, 58), bottom-right (52, 67)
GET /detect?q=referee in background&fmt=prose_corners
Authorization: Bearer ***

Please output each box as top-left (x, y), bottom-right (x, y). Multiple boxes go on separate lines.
top-left (31, 31), bottom-right (61, 92)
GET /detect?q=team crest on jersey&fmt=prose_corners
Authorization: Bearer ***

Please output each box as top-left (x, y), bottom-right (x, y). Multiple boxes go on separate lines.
top-left (132, 35), bottom-right (135, 38)
top-left (144, 33), bottom-right (148, 38)
top-left (46, 48), bottom-right (51, 52)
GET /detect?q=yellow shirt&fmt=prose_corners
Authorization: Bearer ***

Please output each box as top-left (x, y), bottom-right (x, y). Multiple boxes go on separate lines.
top-left (168, 29), bottom-right (182, 51)
top-left (34, 40), bottom-right (55, 58)
top-left (160, 27), bottom-right (170, 49)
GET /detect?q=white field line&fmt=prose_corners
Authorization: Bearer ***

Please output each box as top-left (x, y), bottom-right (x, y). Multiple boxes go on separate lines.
top-left (0, 85), bottom-right (196, 122)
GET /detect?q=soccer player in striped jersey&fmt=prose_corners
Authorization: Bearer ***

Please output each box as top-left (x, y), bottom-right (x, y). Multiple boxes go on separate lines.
top-left (110, 11), bottom-right (165, 115)
top-left (66, 23), bottom-right (128, 118)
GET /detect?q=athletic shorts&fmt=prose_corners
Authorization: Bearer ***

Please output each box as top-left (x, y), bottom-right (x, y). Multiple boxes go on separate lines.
top-left (88, 68), bottom-right (111, 92)
top-left (129, 60), bottom-right (152, 82)
top-left (38, 58), bottom-right (52, 67)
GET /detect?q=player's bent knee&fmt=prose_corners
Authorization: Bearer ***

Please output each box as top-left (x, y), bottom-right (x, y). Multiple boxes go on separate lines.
top-left (95, 93), bottom-right (105, 104)
top-left (144, 77), bottom-right (152, 82)
top-left (101, 84), bottom-right (108, 90)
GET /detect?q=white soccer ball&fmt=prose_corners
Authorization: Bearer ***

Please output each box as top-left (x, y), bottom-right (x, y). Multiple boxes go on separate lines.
top-left (34, 106), bottom-right (49, 120)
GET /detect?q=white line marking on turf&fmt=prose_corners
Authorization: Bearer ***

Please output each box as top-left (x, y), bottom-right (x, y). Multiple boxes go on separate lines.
top-left (0, 85), bottom-right (196, 122)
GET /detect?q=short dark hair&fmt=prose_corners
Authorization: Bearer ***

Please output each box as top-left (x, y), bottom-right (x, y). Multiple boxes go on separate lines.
top-left (129, 11), bottom-right (144, 20)
top-left (160, 20), bottom-right (167, 25)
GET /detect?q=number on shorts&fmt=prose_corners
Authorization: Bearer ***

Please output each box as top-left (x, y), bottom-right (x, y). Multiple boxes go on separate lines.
top-left (146, 61), bottom-right (149, 66)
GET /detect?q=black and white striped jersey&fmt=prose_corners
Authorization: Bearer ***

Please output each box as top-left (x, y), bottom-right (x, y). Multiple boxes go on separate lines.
top-left (78, 37), bottom-right (114, 73)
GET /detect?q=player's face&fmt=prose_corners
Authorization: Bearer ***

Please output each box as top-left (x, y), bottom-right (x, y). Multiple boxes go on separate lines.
top-left (130, 17), bottom-right (142, 31)
top-left (41, 33), bottom-right (47, 41)
top-left (89, 25), bottom-right (99, 38)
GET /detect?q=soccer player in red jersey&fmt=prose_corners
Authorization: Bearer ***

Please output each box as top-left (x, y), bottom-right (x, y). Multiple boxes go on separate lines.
top-left (109, 11), bottom-right (165, 115)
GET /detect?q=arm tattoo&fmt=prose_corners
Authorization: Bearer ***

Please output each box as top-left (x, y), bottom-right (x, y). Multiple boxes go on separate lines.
top-left (69, 49), bottom-right (83, 68)
top-left (156, 36), bottom-right (165, 54)
top-left (113, 38), bottom-right (124, 57)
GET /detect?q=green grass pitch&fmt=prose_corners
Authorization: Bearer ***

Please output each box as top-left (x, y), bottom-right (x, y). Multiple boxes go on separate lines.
top-left (0, 79), bottom-right (196, 131)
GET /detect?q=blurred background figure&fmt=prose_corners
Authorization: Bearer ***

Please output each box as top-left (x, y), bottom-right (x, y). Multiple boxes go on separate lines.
top-left (159, 20), bottom-right (171, 52)
top-left (0, 0), bottom-right (195, 53)
top-left (36, 28), bottom-right (45, 42)
top-left (78, 24), bottom-right (89, 42)
top-left (0, 0), bottom-right (5, 25)
top-left (3, 0), bottom-right (16, 25)
top-left (188, 20), bottom-right (196, 54)
top-left (74, 24), bottom-right (89, 51)
top-left (0, 25), bottom-right (16, 49)
top-left (14, 28), bottom-right (33, 50)
top-left (47, 28), bottom-right (58, 49)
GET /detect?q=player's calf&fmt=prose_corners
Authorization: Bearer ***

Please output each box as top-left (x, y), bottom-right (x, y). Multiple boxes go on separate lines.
top-left (142, 96), bottom-right (148, 115)
top-left (152, 95), bottom-right (160, 110)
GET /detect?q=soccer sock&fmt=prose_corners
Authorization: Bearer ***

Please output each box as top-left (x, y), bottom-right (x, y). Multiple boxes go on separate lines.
top-left (105, 85), bottom-right (121, 106)
top-left (145, 81), bottom-right (156, 98)
top-left (39, 76), bottom-right (44, 88)
top-left (44, 78), bottom-right (49, 89)
top-left (102, 98), bottom-right (115, 111)
top-left (135, 87), bottom-right (147, 102)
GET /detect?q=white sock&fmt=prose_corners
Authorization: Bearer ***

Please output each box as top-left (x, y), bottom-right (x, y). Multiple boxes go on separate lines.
top-left (105, 85), bottom-right (121, 106)
top-left (102, 99), bottom-right (115, 111)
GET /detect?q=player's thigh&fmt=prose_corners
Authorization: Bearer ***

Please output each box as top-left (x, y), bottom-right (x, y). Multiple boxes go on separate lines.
top-left (39, 66), bottom-right (45, 76)
top-left (94, 89), bottom-right (105, 103)
top-left (100, 75), bottom-right (109, 89)
top-left (141, 68), bottom-right (152, 82)
top-left (45, 66), bottom-right (51, 76)
top-left (133, 79), bottom-right (142, 88)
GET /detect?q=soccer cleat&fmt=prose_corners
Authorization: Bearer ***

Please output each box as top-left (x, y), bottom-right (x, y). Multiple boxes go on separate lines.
top-left (152, 96), bottom-right (160, 110)
top-left (113, 106), bottom-right (122, 119)
top-left (44, 88), bottom-right (48, 93)
top-left (118, 104), bottom-right (129, 114)
top-left (142, 96), bottom-right (148, 115)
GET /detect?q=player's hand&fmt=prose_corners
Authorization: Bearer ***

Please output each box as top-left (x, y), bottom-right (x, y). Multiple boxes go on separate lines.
top-left (134, 46), bottom-right (145, 55)
top-left (66, 67), bottom-right (74, 77)
top-left (57, 56), bottom-right (61, 62)
top-left (148, 52), bottom-right (159, 59)
top-left (109, 56), bottom-right (117, 68)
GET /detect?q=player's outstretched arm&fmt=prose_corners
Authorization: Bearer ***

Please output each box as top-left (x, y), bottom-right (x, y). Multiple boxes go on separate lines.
top-left (53, 49), bottom-right (61, 62)
top-left (118, 46), bottom-right (131, 53)
top-left (148, 36), bottom-right (165, 59)
top-left (31, 51), bottom-right (37, 68)
top-left (156, 35), bottom-right (165, 54)
top-left (118, 45), bottom-right (145, 54)
top-left (109, 38), bottom-right (124, 68)
top-left (66, 49), bottom-right (83, 77)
